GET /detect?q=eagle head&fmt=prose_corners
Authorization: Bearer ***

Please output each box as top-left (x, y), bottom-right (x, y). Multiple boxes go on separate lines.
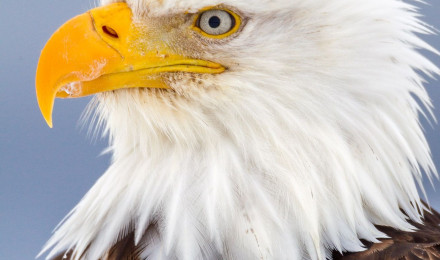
top-left (36, 0), bottom-right (439, 259)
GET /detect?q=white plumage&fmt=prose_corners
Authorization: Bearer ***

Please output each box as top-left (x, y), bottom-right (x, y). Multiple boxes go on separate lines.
top-left (40, 0), bottom-right (439, 259)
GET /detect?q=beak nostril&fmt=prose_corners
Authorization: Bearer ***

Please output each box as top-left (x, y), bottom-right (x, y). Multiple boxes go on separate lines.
top-left (102, 26), bottom-right (119, 38)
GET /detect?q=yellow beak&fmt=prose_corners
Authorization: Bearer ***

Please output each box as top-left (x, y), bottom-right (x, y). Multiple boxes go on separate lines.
top-left (36, 3), bottom-right (225, 127)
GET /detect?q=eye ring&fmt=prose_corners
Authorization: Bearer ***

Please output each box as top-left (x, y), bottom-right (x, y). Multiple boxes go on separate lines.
top-left (193, 8), bottom-right (241, 39)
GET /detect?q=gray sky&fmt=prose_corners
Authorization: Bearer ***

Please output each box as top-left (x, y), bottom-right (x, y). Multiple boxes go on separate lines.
top-left (0, 1), bottom-right (439, 260)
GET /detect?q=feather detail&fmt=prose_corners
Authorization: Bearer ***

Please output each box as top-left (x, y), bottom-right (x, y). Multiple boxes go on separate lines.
top-left (52, 207), bottom-right (440, 260)
top-left (333, 207), bottom-right (440, 260)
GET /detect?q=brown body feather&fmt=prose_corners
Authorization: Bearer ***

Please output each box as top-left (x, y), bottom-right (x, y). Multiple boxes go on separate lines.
top-left (333, 207), bottom-right (440, 260)
top-left (53, 209), bottom-right (440, 260)
top-left (52, 232), bottom-right (142, 260)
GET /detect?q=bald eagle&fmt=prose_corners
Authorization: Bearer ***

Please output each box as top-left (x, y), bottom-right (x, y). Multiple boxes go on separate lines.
top-left (36, 0), bottom-right (440, 259)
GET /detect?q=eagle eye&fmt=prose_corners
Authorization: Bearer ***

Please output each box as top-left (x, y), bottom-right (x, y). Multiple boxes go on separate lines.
top-left (194, 9), bottom-right (241, 38)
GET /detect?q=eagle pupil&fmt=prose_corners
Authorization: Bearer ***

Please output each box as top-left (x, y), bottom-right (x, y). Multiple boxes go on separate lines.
top-left (208, 16), bottom-right (221, 28)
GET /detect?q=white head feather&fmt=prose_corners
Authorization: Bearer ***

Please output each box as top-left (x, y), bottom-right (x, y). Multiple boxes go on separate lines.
top-left (41, 0), bottom-right (439, 259)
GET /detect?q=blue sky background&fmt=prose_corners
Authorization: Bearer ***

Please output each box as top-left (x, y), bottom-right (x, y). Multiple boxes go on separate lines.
top-left (0, 1), bottom-right (439, 260)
